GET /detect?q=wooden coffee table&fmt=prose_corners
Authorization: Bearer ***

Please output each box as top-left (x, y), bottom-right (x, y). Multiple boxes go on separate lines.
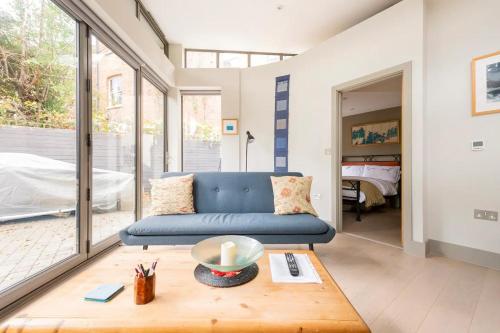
top-left (2, 248), bottom-right (370, 333)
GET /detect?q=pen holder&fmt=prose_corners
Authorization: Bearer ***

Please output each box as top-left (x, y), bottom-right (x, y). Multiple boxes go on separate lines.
top-left (134, 273), bottom-right (155, 305)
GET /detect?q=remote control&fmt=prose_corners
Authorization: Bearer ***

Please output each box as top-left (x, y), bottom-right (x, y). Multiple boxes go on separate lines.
top-left (285, 252), bottom-right (300, 276)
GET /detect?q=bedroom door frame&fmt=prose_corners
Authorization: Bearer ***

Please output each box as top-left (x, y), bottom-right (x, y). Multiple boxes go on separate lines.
top-left (332, 62), bottom-right (417, 255)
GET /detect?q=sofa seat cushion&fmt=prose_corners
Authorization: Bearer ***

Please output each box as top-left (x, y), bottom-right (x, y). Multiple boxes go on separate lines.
top-left (127, 213), bottom-right (330, 236)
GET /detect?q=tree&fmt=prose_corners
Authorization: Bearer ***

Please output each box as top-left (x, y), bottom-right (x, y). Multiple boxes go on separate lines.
top-left (0, 0), bottom-right (77, 129)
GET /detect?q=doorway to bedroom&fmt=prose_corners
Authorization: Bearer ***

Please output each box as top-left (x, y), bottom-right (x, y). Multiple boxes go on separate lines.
top-left (339, 74), bottom-right (403, 247)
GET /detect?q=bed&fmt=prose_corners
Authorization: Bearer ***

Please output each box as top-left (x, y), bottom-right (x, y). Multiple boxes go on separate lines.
top-left (342, 155), bottom-right (401, 221)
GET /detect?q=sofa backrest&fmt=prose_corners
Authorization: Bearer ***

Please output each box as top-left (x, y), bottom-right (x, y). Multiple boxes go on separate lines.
top-left (161, 172), bottom-right (302, 213)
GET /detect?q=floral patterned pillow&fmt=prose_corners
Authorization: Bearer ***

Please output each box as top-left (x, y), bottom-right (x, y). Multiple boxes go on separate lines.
top-left (150, 174), bottom-right (195, 215)
top-left (270, 176), bottom-right (318, 216)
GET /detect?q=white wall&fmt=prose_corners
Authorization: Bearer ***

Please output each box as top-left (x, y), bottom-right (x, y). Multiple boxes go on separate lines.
top-left (239, 0), bottom-right (425, 243)
top-left (176, 69), bottom-right (241, 171)
top-left (83, 0), bottom-right (175, 86)
top-left (167, 0), bottom-right (500, 254)
top-left (425, 0), bottom-right (500, 253)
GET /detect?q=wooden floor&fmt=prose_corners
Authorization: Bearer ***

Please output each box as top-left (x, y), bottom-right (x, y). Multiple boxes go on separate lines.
top-left (343, 206), bottom-right (402, 248)
top-left (4, 233), bottom-right (500, 332)
top-left (315, 234), bottom-right (500, 333)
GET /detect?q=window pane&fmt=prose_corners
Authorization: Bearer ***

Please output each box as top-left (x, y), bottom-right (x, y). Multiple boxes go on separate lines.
top-left (91, 35), bottom-right (136, 245)
top-left (219, 53), bottom-right (248, 68)
top-left (0, 0), bottom-right (78, 292)
top-left (182, 95), bottom-right (221, 171)
top-left (283, 55), bottom-right (293, 60)
top-left (185, 51), bottom-right (216, 68)
top-left (250, 54), bottom-right (280, 67)
top-left (142, 78), bottom-right (164, 217)
top-left (108, 75), bottom-right (123, 107)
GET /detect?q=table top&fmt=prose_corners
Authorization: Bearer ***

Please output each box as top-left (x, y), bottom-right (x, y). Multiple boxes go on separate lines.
top-left (2, 248), bottom-right (370, 333)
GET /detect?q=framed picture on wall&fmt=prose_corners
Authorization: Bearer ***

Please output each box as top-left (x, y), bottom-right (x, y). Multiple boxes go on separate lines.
top-left (472, 50), bottom-right (500, 116)
top-left (351, 120), bottom-right (400, 146)
top-left (222, 119), bottom-right (238, 135)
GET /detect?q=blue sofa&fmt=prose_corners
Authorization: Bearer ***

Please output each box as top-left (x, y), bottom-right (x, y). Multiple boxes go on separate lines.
top-left (119, 172), bottom-right (335, 250)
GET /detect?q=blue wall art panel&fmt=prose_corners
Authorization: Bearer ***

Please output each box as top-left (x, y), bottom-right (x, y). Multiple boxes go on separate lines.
top-left (274, 75), bottom-right (290, 172)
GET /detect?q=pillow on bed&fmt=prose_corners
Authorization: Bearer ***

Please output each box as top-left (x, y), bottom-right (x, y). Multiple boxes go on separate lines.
top-left (270, 176), bottom-right (318, 216)
top-left (342, 165), bottom-right (365, 177)
top-left (150, 174), bottom-right (195, 215)
top-left (362, 165), bottom-right (400, 183)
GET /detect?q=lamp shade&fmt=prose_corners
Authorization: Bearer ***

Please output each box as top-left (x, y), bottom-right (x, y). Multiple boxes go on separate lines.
top-left (246, 131), bottom-right (255, 143)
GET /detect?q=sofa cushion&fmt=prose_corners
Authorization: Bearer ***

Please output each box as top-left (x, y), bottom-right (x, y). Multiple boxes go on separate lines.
top-left (161, 172), bottom-right (303, 214)
top-left (127, 213), bottom-right (330, 236)
top-left (271, 176), bottom-right (318, 216)
top-left (150, 174), bottom-right (195, 215)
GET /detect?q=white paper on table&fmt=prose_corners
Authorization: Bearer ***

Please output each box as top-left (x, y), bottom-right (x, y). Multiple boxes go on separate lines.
top-left (269, 254), bottom-right (322, 283)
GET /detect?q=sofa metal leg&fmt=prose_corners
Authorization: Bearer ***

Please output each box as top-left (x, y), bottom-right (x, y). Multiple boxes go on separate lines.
top-left (308, 243), bottom-right (314, 251)
top-left (143, 245), bottom-right (148, 250)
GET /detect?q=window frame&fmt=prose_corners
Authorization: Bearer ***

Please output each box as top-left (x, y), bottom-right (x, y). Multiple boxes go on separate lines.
top-left (0, 0), bottom-right (170, 314)
top-left (107, 74), bottom-right (123, 108)
top-left (185, 50), bottom-right (218, 69)
top-left (140, 70), bottom-right (168, 218)
top-left (218, 52), bottom-right (249, 68)
top-left (184, 48), bottom-right (296, 68)
top-left (250, 53), bottom-right (282, 67)
top-left (134, 0), bottom-right (169, 57)
top-left (180, 90), bottom-right (222, 172)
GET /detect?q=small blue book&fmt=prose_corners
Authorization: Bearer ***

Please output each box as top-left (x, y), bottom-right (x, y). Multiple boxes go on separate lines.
top-left (84, 283), bottom-right (124, 302)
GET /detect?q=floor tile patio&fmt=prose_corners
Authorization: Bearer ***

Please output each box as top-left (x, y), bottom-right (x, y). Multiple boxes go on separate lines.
top-left (0, 211), bottom-right (132, 292)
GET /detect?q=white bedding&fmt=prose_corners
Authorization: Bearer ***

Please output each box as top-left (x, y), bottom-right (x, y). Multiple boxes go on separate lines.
top-left (342, 176), bottom-right (398, 203)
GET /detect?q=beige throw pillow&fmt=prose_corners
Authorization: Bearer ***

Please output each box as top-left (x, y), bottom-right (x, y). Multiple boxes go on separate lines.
top-left (150, 174), bottom-right (195, 215)
top-left (270, 176), bottom-right (318, 216)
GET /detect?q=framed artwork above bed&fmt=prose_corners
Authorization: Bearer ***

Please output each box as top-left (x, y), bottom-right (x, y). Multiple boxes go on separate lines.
top-left (351, 120), bottom-right (399, 146)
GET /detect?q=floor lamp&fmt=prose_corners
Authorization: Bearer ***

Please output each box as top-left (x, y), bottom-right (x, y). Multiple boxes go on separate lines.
top-left (245, 131), bottom-right (255, 172)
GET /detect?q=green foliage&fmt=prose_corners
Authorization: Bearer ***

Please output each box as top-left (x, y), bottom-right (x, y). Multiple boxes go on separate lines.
top-left (0, 0), bottom-right (77, 129)
top-left (143, 119), bottom-right (162, 135)
top-left (183, 95), bottom-right (221, 142)
top-left (191, 122), bottom-right (220, 142)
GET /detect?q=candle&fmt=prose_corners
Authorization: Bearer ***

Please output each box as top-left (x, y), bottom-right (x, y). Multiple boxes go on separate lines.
top-left (220, 241), bottom-right (237, 266)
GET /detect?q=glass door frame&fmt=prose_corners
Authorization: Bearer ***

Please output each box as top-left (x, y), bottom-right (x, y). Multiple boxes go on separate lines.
top-left (0, 16), bottom-right (88, 311)
top-left (86, 28), bottom-right (140, 256)
top-left (86, 30), bottom-right (169, 256)
top-left (139, 70), bottom-right (169, 219)
top-left (0, 0), bottom-right (169, 313)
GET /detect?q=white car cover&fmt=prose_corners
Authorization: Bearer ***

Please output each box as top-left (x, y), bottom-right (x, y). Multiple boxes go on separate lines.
top-left (0, 153), bottom-right (134, 222)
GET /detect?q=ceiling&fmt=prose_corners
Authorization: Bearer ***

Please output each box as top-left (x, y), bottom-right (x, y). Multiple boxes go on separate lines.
top-left (142, 0), bottom-right (401, 54)
top-left (342, 75), bottom-right (402, 117)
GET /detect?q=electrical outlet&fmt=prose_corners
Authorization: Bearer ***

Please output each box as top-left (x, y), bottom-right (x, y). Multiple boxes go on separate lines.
top-left (311, 193), bottom-right (321, 200)
top-left (474, 209), bottom-right (498, 221)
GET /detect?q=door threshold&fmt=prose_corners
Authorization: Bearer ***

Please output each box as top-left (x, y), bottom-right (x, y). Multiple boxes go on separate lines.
top-left (341, 232), bottom-right (403, 250)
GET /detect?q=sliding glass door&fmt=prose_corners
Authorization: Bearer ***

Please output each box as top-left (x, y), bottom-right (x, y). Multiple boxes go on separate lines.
top-left (141, 78), bottom-right (165, 217)
top-left (0, 0), bottom-right (168, 311)
top-left (90, 35), bottom-right (136, 246)
top-left (0, 0), bottom-right (81, 296)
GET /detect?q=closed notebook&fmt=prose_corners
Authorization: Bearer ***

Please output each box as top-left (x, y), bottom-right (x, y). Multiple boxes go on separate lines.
top-left (84, 283), bottom-right (124, 302)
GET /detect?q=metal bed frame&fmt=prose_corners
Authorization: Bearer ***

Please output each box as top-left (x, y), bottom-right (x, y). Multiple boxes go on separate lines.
top-left (342, 154), bottom-right (401, 222)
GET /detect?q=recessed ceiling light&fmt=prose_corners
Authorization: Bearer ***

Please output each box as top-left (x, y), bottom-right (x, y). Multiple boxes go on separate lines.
top-left (276, 4), bottom-right (284, 10)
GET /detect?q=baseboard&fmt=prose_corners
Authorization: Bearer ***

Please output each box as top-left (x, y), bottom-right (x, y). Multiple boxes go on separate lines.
top-left (404, 240), bottom-right (427, 257)
top-left (428, 239), bottom-right (500, 270)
